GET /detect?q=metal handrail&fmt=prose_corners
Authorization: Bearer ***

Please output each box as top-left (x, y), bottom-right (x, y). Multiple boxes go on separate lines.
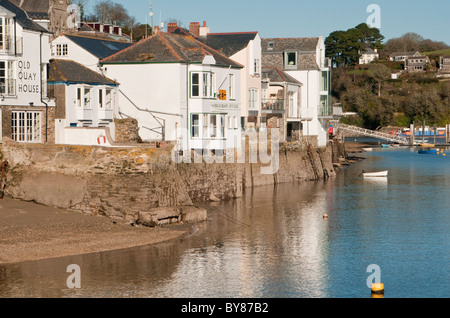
top-left (335, 123), bottom-right (410, 145)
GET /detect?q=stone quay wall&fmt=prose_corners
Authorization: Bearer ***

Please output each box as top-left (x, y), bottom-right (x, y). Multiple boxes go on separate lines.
top-left (0, 136), bottom-right (340, 226)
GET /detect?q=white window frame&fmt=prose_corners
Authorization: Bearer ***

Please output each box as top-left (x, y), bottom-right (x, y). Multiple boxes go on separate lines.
top-left (190, 71), bottom-right (215, 99)
top-left (253, 58), bottom-right (260, 75)
top-left (0, 60), bottom-right (15, 96)
top-left (229, 74), bottom-right (235, 100)
top-left (56, 43), bottom-right (68, 56)
top-left (191, 113), bottom-right (226, 139)
top-left (285, 51), bottom-right (298, 68)
top-left (0, 17), bottom-right (13, 52)
top-left (248, 88), bottom-right (259, 110)
top-left (11, 111), bottom-right (42, 143)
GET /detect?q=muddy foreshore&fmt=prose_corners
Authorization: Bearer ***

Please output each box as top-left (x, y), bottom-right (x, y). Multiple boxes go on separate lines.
top-left (0, 198), bottom-right (193, 265)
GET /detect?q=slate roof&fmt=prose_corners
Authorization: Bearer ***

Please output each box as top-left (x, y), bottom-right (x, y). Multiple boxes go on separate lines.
top-left (198, 32), bottom-right (258, 57)
top-left (101, 31), bottom-right (243, 68)
top-left (361, 47), bottom-right (378, 55)
top-left (261, 37), bottom-right (320, 70)
top-left (63, 34), bottom-right (134, 60)
top-left (11, 0), bottom-right (50, 19)
top-left (48, 59), bottom-right (117, 85)
top-left (0, 0), bottom-right (50, 33)
top-left (263, 66), bottom-right (302, 85)
top-left (390, 51), bottom-right (421, 57)
top-left (261, 37), bottom-right (319, 53)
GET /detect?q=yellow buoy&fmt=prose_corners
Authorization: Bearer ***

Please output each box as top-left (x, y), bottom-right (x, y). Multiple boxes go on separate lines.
top-left (323, 214), bottom-right (328, 219)
top-left (371, 283), bottom-right (384, 295)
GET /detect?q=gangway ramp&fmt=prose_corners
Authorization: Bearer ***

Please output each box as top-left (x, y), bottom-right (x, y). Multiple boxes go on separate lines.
top-left (335, 123), bottom-right (410, 145)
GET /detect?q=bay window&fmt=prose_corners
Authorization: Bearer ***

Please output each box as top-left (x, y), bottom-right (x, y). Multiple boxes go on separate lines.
top-left (229, 74), bottom-right (235, 100)
top-left (191, 113), bottom-right (226, 139)
top-left (191, 71), bottom-right (215, 98)
top-left (0, 17), bottom-right (13, 52)
top-left (0, 61), bottom-right (15, 96)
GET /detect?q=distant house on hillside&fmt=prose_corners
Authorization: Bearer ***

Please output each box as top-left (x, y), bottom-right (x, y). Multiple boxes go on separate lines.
top-left (405, 55), bottom-right (430, 73)
top-left (389, 51), bottom-right (421, 62)
top-left (359, 47), bottom-right (379, 64)
top-left (439, 56), bottom-right (450, 73)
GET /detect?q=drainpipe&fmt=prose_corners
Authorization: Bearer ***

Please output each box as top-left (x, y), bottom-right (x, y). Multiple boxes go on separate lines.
top-left (186, 62), bottom-right (190, 151)
top-left (40, 31), bottom-right (48, 143)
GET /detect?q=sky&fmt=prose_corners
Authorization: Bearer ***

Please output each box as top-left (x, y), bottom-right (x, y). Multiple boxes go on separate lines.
top-left (84, 0), bottom-right (450, 45)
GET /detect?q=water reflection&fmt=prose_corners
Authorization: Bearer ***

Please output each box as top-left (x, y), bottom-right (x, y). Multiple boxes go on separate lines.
top-left (2, 147), bottom-right (449, 298)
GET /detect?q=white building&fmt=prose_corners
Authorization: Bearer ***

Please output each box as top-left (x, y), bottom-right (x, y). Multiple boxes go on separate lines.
top-left (262, 37), bottom-right (333, 147)
top-left (48, 59), bottom-right (119, 146)
top-left (261, 66), bottom-right (302, 142)
top-left (198, 31), bottom-right (262, 130)
top-left (359, 47), bottom-right (379, 64)
top-left (50, 33), bottom-right (133, 72)
top-left (101, 29), bottom-right (243, 152)
top-left (0, 0), bottom-right (54, 144)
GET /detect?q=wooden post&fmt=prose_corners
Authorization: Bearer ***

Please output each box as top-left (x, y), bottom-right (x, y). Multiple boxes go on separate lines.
top-left (422, 119), bottom-right (426, 143)
top-left (410, 124), bottom-right (415, 145)
top-left (433, 125), bottom-right (436, 145)
top-left (447, 124), bottom-right (450, 144)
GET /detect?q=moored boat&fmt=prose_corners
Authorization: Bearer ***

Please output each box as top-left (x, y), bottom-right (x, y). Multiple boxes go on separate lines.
top-left (418, 148), bottom-right (440, 154)
top-left (361, 170), bottom-right (388, 177)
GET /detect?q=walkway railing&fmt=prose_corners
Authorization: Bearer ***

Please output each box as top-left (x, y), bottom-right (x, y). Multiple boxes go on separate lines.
top-left (335, 123), bottom-right (410, 145)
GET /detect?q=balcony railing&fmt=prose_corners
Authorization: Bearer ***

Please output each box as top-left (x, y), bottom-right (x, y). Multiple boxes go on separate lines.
top-left (333, 106), bottom-right (343, 117)
top-left (318, 105), bottom-right (333, 118)
top-left (76, 108), bottom-right (93, 121)
top-left (261, 98), bottom-right (285, 114)
top-left (300, 107), bottom-right (314, 121)
top-left (98, 108), bottom-right (113, 120)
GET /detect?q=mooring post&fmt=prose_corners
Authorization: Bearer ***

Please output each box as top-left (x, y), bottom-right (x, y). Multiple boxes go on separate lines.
top-left (410, 124), bottom-right (415, 146)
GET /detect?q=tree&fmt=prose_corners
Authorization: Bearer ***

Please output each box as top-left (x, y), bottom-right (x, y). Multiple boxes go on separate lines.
top-left (93, 0), bottom-right (132, 26)
top-left (354, 23), bottom-right (385, 50)
top-left (325, 23), bottom-right (384, 67)
top-left (325, 30), bottom-right (361, 67)
top-left (367, 63), bottom-right (391, 97)
top-left (384, 32), bottom-right (449, 53)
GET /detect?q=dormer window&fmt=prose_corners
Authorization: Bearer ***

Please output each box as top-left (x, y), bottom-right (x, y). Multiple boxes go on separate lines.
top-left (268, 42), bottom-right (274, 50)
top-left (284, 51), bottom-right (297, 69)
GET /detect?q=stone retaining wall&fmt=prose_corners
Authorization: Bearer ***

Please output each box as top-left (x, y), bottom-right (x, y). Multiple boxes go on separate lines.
top-left (0, 136), bottom-right (338, 226)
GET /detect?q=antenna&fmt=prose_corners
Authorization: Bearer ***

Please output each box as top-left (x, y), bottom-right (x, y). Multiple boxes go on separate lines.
top-left (149, 0), bottom-right (154, 33)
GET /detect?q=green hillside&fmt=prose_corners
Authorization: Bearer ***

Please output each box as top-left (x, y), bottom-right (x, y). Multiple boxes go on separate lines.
top-left (423, 49), bottom-right (450, 56)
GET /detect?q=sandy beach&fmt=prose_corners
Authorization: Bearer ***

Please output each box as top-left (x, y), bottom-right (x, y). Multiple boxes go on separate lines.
top-left (0, 198), bottom-right (190, 265)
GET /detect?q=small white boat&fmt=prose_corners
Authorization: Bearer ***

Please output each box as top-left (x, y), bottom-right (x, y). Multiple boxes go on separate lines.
top-left (362, 148), bottom-right (373, 152)
top-left (361, 170), bottom-right (388, 177)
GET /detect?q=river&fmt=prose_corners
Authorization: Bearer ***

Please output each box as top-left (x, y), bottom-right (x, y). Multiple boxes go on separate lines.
top-left (1, 143), bottom-right (449, 298)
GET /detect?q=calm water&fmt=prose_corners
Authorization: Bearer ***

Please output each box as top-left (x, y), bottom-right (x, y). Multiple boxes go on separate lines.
top-left (1, 145), bottom-right (449, 298)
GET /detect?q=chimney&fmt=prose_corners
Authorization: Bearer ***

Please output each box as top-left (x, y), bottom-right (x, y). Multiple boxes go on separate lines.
top-left (154, 25), bottom-right (160, 35)
top-left (199, 21), bottom-right (210, 37)
top-left (167, 22), bottom-right (178, 33)
top-left (189, 22), bottom-right (200, 38)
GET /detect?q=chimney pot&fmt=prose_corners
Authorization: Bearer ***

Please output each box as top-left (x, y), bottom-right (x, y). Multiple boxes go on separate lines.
top-left (167, 22), bottom-right (178, 33)
top-left (189, 22), bottom-right (200, 38)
